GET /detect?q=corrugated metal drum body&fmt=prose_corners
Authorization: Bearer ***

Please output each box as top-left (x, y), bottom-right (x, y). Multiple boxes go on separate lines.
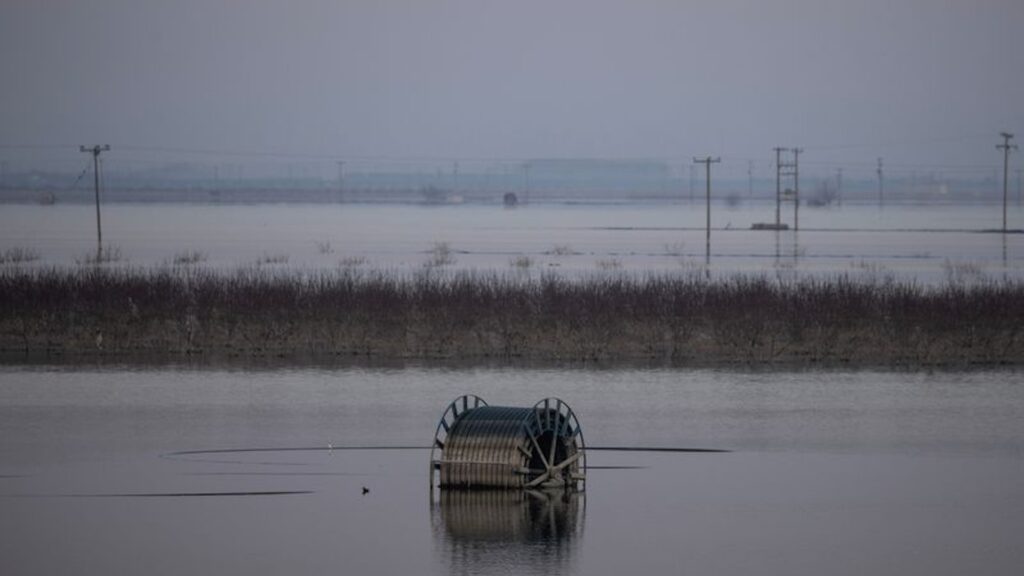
top-left (441, 406), bottom-right (533, 489)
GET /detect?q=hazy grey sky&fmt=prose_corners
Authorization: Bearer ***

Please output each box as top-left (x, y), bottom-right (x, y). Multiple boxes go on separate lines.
top-left (2, 0), bottom-right (1022, 171)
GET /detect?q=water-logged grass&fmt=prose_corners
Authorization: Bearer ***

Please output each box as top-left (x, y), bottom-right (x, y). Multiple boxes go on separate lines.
top-left (1, 267), bottom-right (1021, 364)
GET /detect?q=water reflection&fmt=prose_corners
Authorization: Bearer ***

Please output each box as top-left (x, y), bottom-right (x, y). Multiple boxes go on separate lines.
top-left (432, 490), bottom-right (584, 575)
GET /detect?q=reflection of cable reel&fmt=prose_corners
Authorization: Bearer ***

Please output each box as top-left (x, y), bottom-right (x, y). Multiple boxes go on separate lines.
top-left (430, 395), bottom-right (586, 490)
top-left (430, 489), bottom-right (585, 574)
top-left (435, 489), bottom-right (583, 541)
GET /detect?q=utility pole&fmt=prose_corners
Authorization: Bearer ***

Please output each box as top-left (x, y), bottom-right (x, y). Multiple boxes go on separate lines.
top-left (774, 147), bottom-right (787, 227)
top-left (792, 148), bottom-right (803, 231)
top-left (80, 145), bottom-right (110, 257)
top-left (876, 157), bottom-right (884, 208)
top-left (693, 156), bottom-right (721, 266)
top-left (997, 132), bottom-right (1017, 232)
top-left (774, 147), bottom-right (800, 228)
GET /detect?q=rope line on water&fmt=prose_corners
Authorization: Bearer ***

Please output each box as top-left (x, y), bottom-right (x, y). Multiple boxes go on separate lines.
top-left (162, 445), bottom-right (730, 459)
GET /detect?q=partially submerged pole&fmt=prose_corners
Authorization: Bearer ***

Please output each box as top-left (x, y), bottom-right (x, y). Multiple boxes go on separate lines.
top-left (80, 145), bottom-right (111, 257)
top-left (693, 156), bottom-right (721, 266)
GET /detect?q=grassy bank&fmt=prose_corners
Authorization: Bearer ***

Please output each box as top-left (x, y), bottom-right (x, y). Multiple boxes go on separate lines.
top-left (1, 267), bottom-right (1022, 365)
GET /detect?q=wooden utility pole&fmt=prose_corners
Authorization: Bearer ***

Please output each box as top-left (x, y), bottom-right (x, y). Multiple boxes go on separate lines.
top-left (774, 147), bottom-right (801, 228)
top-left (80, 145), bottom-right (110, 257)
top-left (792, 148), bottom-right (803, 231)
top-left (997, 132), bottom-right (1017, 232)
top-left (693, 156), bottom-right (721, 265)
top-left (774, 147), bottom-right (787, 227)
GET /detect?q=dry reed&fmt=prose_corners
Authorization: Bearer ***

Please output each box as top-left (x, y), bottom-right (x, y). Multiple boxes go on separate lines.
top-left (1, 267), bottom-right (1021, 365)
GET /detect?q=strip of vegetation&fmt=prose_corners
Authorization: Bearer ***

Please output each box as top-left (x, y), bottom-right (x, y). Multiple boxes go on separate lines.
top-left (1, 267), bottom-right (1021, 365)
top-left (0, 247), bottom-right (41, 264)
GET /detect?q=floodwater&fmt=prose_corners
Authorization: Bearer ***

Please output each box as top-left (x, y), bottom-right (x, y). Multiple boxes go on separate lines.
top-left (2, 363), bottom-right (1023, 575)
top-left (1, 201), bottom-right (1023, 282)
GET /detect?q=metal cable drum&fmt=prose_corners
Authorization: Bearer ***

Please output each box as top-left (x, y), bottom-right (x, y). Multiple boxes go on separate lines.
top-left (429, 395), bottom-right (586, 490)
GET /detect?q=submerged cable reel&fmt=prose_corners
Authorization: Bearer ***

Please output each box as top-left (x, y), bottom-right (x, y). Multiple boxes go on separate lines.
top-left (429, 395), bottom-right (586, 490)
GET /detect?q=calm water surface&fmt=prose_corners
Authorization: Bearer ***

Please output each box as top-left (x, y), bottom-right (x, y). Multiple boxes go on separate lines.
top-left (1, 363), bottom-right (1022, 575)
top-left (2, 202), bottom-right (1023, 282)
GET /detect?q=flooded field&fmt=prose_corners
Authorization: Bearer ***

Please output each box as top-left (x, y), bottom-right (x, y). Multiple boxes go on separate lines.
top-left (1, 363), bottom-right (1022, 575)
top-left (2, 201), bottom-right (1022, 282)
top-left (3, 201), bottom-right (1023, 573)
top-left (6, 1), bottom-right (1023, 573)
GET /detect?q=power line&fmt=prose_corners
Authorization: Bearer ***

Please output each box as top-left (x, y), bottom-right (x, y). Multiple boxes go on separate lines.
top-left (801, 132), bottom-right (993, 152)
top-left (1, 142), bottom-right (1011, 176)
top-left (0, 144), bottom-right (81, 151)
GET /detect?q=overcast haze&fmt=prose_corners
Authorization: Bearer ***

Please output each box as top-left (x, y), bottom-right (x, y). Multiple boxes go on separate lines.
top-left (2, 0), bottom-right (1023, 171)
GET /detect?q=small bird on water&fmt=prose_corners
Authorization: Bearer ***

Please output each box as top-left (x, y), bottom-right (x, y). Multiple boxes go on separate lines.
top-left (361, 487), bottom-right (370, 495)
